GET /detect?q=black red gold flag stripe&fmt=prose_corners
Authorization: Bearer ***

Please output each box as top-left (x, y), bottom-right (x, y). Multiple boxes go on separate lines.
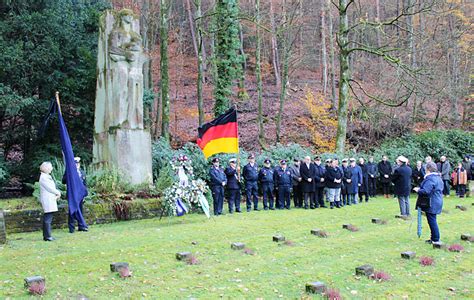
top-left (197, 108), bottom-right (239, 159)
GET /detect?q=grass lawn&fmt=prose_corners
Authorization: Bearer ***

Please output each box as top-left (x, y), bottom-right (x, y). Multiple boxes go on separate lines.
top-left (1, 196), bottom-right (473, 299)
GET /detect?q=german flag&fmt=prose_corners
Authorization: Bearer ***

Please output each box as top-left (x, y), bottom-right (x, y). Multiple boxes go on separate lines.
top-left (197, 108), bottom-right (239, 159)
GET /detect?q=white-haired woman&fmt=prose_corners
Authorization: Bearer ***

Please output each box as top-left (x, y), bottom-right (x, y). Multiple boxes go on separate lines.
top-left (39, 162), bottom-right (61, 241)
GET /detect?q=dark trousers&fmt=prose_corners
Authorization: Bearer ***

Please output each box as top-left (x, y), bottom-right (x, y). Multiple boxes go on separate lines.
top-left (442, 179), bottom-right (450, 195)
top-left (228, 189), bottom-right (241, 213)
top-left (368, 177), bottom-right (377, 197)
top-left (426, 212), bottom-right (440, 242)
top-left (381, 182), bottom-right (390, 195)
top-left (68, 201), bottom-right (87, 233)
top-left (262, 184), bottom-right (274, 209)
top-left (303, 192), bottom-right (312, 208)
top-left (211, 185), bottom-right (224, 215)
top-left (293, 184), bottom-right (303, 207)
top-left (314, 187), bottom-right (325, 207)
top-left (278, 186), bottom-right (291, 209)
top-left (42, 212), bottom-right (54, 239)
top-left (456, 184), bottom-right (466, 197)
top-left (341, 193), bottom-right (349, 205)
top-left (245, 182), bottom-right (259, 210)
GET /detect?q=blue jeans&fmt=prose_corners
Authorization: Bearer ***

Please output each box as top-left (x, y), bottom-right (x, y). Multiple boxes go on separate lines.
top-left (398, 196), bottom-right (410, 216)
top-left (228, 189), bottom-right (241, 213)
top-left (426, 212), bottom-right (440, 242)
top-left (442, 180), bottom-right (450, 195)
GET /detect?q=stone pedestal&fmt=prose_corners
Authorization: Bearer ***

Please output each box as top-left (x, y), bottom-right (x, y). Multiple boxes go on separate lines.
top-left (176, 252), bottom-right (192, 261)
top-left (24, 276), bottom-right (45, 288)
top-left (355, 265), bottom-right (374, 276)
top-left (273, 235), bottom-right (285, 242)
top-left (231, 242), bottom-right (245, 250)
top-left (342, 224), bottom-right (351, 229)
top-left (401, 251), bottom-right (416, 259)
top-left (305, 282), bottom-right (326, 294)
top-left (110, 262), bottom-right (129, 272)
top-left (372, 218), bottom-right (381, 224)
top-left (0, 210), bottom-right (6, 244)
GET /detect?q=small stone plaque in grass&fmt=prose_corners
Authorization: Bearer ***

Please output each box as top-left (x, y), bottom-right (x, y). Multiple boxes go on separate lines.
top-left (110, 262), bottom-right (129, 272)
top-left (455, 205), bottom-right (467, 211)
top-left (432, 242), bottom-right (446, 250)
top-left (371, 218), bottom-right (381, 224)
top-left (305, 281), bottom-right (326, 294)
top-left (355, 265), bottom-right (374, 276)
top-left (176, 252), bottom-right (192, 261)
top-left (24, 276), bottom-right (45, 288)
top-left (342, 224), bottom-right (351, 229)
top-left (311, 229), bottom-right (328, 238)
top-left (401, 251), bottom-right (416, 259)
top-left (273, 235), bottom-right (285, 242)
top-left (395, 215), bottom-right (410, 220)
top-left (231, 242), bottom-right (245, 250)
top-left (460, 233), bottom-right (471, 241)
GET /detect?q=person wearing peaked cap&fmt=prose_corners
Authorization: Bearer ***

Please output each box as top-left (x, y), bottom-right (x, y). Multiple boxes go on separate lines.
top-left (243, 154), bottom-right (259, 212)
top-left (348, 158), bottom-right (363, 205)
top-left (209, 157), bottom-right (227, 215)
top-left (264, 159), bottom-right (271, 164)
top-left (274, 159), bottom-right (292, 209)
top-left (392, 155), bottom-right (413, 217)
top-left (258, 159), bottom-right (275, 210)
top-left (62, 156), bottom-right (87, 233)
top-left (225, 159), bottom-right (241, 214)
top-left (341, 158), bottom-right (353, 206)
top-left (367, 156), bottom-right (378, 198)
top-left (358, 158), bottom-right (370, 203)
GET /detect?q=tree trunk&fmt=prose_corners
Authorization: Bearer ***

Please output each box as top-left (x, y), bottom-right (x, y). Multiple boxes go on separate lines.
top-left (160, 0), bottom-right (170, 141)
top-left (269, 0), bottom-right (281, 87)
top-left (327, 0), bottom-right (337, 110)
top-left (255, 0), bottom-right (264, 145)
top-left (335, 0), bottom-right (350, 154)
top-left (238, 20), bottom-right (248, 100)
top-left (195, 0), bottom-right (205, 125)
top-left (276, 2), bottom-right (289, 143)
top-left (186, 0), bottom-right (199, 60)
top-left (320, 4), bottom-right (328, 96)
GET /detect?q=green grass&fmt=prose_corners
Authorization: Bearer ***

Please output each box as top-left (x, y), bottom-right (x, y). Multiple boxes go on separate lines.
top-left (1, 196), bottom-right (473, 299)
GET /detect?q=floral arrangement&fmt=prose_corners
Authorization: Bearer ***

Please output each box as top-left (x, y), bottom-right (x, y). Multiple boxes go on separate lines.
top-left (162, 155), bottom-right (210, 217)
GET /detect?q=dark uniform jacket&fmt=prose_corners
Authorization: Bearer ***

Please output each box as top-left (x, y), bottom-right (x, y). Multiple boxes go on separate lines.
top-left (358, 163), bottom-right (369, 193)
top-left (258, 166), bottom-right (274, 186)
top-left (412, 167), bottom-right (425, 186)
top-left (325, 166), bottom-right (343, 188)
top-left (377, 161), bottom-right (392, 183)
top-left (288, 164), bottom-right (301, 186)
top-left (313, 163), bottom-right (326, 189)
top-left (243, 163), bottom-right (258, 183)
top-left (209, 166), bottom-right (227, 187)
top-left (392, 163), bottom-right (412, 197)
top-left (274, 167), bottom-right (292, 187)
top-left (342, 166), bottom-right (353, 193)
top-left (225, 166), bottom-right (240, 190)
top-left (300, 162), bottom-right (315, 193)
top-left (62, 169), bottom-right (86, 186)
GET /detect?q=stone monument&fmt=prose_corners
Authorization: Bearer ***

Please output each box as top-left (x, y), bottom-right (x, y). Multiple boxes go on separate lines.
top-left (93, 9), bottom-right (152, 185)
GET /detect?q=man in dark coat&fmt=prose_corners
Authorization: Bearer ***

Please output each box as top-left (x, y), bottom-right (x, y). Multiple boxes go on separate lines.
top-left (325, 158), bottom-right (343, 208)
top-left (313, 156), bottom-right (327, 208)
top-left (341, 159), bottom-right (353, 206)
top-left (348, 158), bottom-right (362, 204)
top-left (367, 156), bottom-right (377, 198)
top-left (437, 155), bottom-right (451, 196)
top-left (358, 158), bottom-right (369, 203)
top-left (274, 160), bottom-right (292, 209)
top-left (258, 159), bottom-right (275, 210)
top-left (300, 156), bottom-right (315, 209)
top-left (243, 154), bottom-right (259, 212)
top-left (225, 158), bottom-right (242, 214)
top-left (392, 156), bottom-right (412, 216)
top-left (378, 155), bottom-right (392, 198)
top-left (209, 157), bottom-right (227, 216)
top-left (289, 158), bottom-right (303, 208)
top-left (412, 160), bottom-right (425, 187)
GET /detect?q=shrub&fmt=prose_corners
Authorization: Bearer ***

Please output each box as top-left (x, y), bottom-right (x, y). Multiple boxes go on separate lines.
top-left (325, 288), bottom-right (342, 300)
top-left (419, 256), bottom-right (435, 266)
top-left (258, 143), bottom-right (311, 165)
top-left (370, 271), bottom-right (391, 281)
top-left (243, 248), bottom-right (255, 255)
top-left (448, 244), bottom-right (464, 252)
top-left (28, 281), bottom-right (46, 295)
top-left (86, 166), bottom-right (131, 196)
top-left (186, 255), bottom-right (200, 265)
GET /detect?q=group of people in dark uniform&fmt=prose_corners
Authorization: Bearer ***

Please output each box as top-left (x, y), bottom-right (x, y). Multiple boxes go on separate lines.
top-left (208, 154), bottom-right (406, 215)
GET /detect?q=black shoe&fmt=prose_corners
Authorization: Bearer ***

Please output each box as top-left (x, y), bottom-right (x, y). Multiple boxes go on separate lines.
top-left (270, 207), bottom-right (275, 210)
top-left (254, 208), bottom-right (260, 211)
top-left (69, 229), bottom-right (75, 233)
top-left (264, 207), bottom-right (269, 210)
top-left (247, 209), bottom-right (251, 212)
top-left (43, 237), bottom-right (55, 241)
top-left (78, 228), bottom-right (88, 232)
top-left (236, 210), bottom-right (242, 213)
top-left (286, 207), bottom-right (290, 210)
top-left (321, 205), bottom-right (327, 208)
top-left (425, 239), bottom-right (433, 244)
top-left (304, 206), bottom-right (309, 209)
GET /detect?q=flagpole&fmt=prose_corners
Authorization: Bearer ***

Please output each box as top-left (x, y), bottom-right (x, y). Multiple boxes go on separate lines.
top-left (234, 104), bottom-right (241, 182)
top-left (55, 91), bottom-right (62, 113)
